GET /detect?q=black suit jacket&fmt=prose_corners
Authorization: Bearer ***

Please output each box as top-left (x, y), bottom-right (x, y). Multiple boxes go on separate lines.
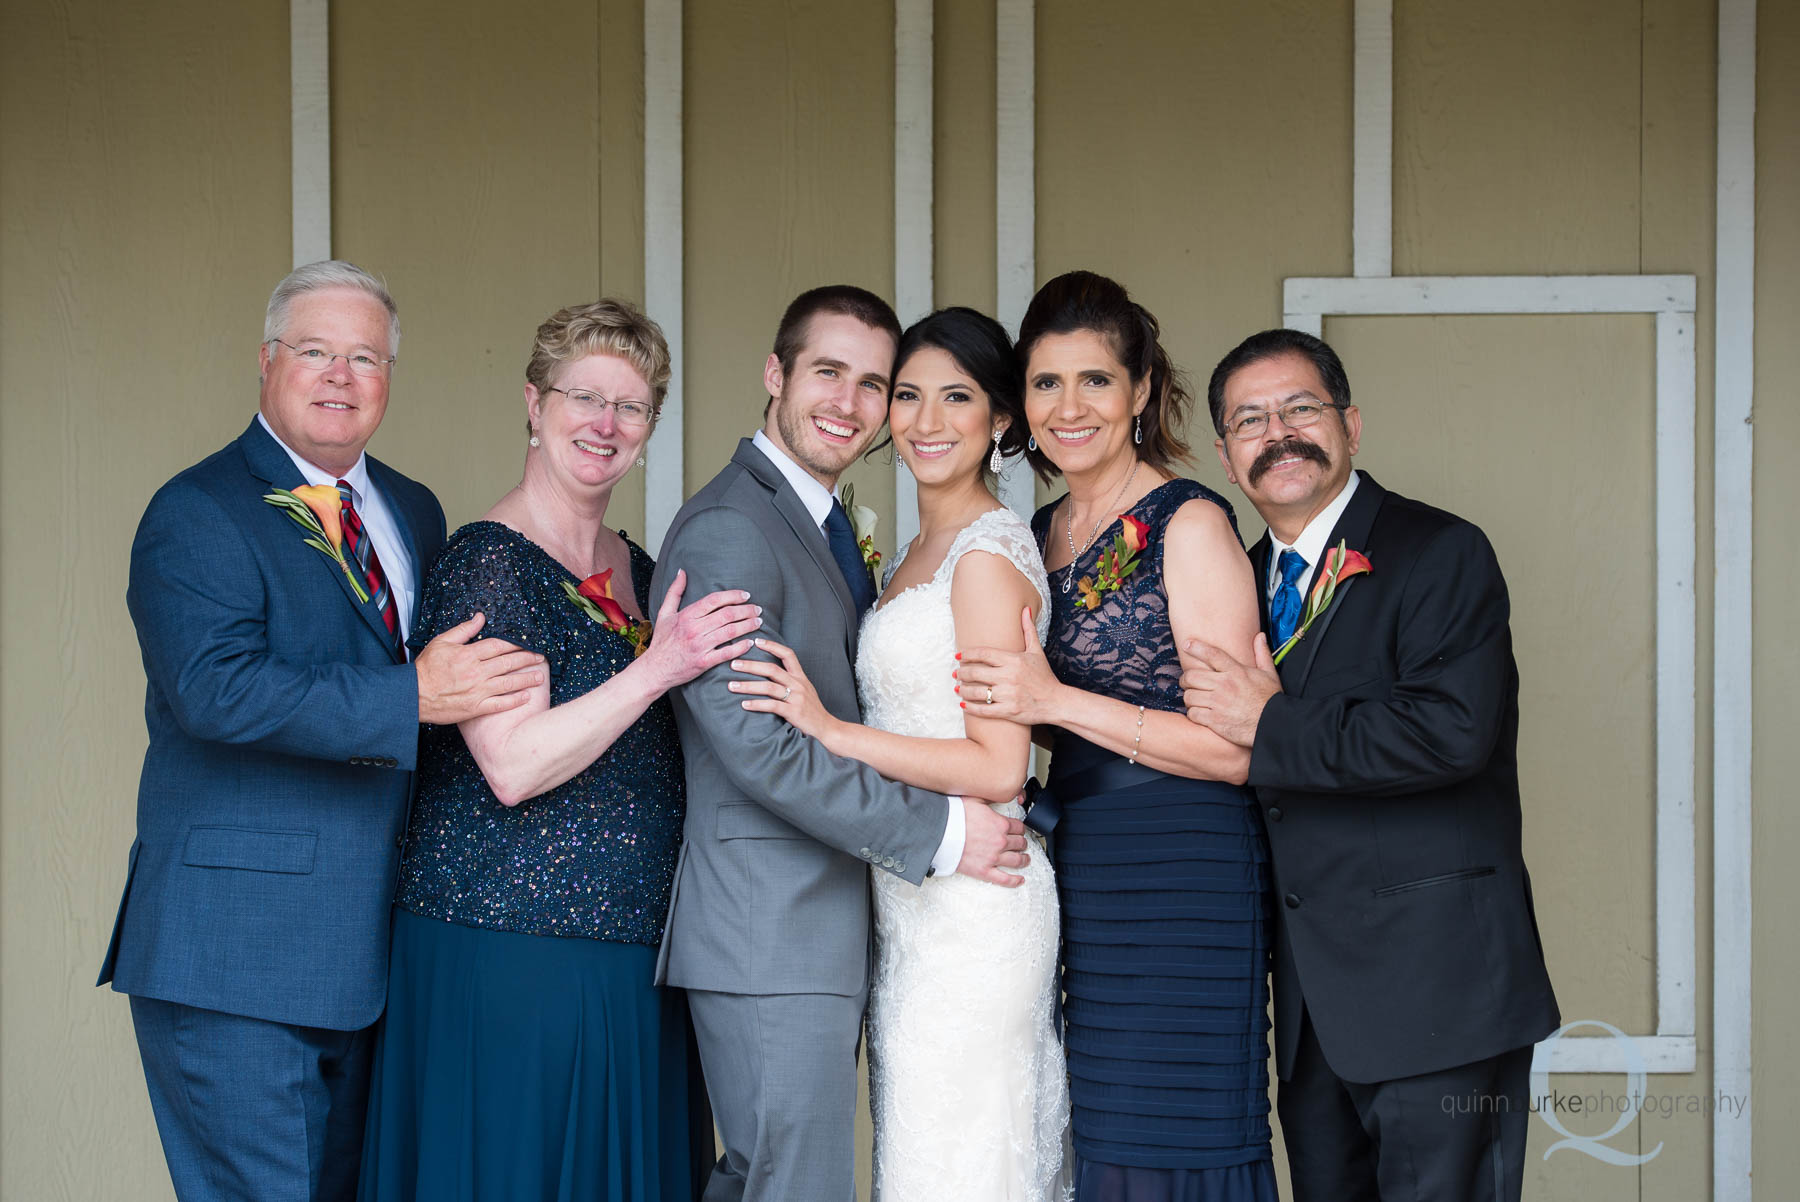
top-left (1248, 471), bottom-right (1558, 1083)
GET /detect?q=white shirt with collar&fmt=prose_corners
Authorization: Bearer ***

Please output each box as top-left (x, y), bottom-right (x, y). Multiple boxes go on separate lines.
top-left (749, 429), bottom-right (967, 878)
top-left (258, 412), bottom-right (417, 646)
top-left (1265, 469), bottom-right (1361, 602)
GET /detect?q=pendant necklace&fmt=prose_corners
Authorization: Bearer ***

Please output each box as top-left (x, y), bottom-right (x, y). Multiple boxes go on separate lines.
top-left (1062, 459), bottom-right (1140, 594)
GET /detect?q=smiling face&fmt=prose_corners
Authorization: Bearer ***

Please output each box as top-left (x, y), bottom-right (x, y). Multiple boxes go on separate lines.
top-left (1022, 329), bottom-right (1148, 479)
top-left (257, 286), bottom-right (394, 476)
top-left (762, 313), bottom-right (897, 488)
top-left (526, 352), bottom-right (655, 496)
top-left (888, 346), bottom-right (1007, 489)
top-left (1214, 350), bottom-right (1361, 531)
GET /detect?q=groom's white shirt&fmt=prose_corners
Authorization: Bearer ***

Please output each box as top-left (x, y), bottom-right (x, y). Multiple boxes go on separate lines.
top-left (1265, 469), bottom-right (1360, 601)
top-left (751, 429), bottom-right (966, 877)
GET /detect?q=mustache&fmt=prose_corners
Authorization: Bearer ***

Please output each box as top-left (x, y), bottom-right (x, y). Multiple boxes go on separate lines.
top-left (1248, 438), bottom-right (1329, 485)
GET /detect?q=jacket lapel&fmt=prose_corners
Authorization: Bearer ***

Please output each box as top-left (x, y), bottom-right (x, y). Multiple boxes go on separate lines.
top-left (1248, 534), bottom-right (1274, 640)
top-left (367, 456), bottom-right (425, 661)
top-left (240, 418), bottom-right (405, 662)
top-left (1279, 470), bottom-right (1384, 694)
top-left (730, 440), bottom-right (859, 655)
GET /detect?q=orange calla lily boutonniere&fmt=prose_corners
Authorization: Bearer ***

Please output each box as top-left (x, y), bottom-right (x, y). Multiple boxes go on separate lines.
top-left (1075, 515), bottom-right (1150, 611)
top-left (562, 569), bottom-right (653, 656)
top-left (263, 485), bottom-right (369, 603)
top-left (1270, 538), bottom-right (1372, 665)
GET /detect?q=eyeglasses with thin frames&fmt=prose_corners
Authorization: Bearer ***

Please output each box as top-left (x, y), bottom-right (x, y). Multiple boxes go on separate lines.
top-left (545, 386), bottom-right (656, 428)
top-left (1224, 399), bottom-right (1349, 441)
top-left (269, 338), bottom-right (395, 378)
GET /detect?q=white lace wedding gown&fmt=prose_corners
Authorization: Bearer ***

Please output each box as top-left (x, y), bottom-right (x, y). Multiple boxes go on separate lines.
top-left (857, 507), bottom-right (1071, 1202)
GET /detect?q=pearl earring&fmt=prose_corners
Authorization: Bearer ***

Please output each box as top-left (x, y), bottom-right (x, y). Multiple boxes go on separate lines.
top-left (989, 429), bottom-right (1005, 475)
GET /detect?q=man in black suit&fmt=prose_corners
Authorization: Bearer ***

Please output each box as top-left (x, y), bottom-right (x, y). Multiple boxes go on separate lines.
top-left (1180, 328), bottom-right (1558, 1202)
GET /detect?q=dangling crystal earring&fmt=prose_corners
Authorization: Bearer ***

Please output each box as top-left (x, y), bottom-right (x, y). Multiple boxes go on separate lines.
top-left (989, 429), bottom-right (1005, 474)
top-left (529, 432), bottom-right (541, 448)
top-left (1133, 414), bottom-right (1143, 445)
top-left (1027, 434), bottom-right (1038, 452)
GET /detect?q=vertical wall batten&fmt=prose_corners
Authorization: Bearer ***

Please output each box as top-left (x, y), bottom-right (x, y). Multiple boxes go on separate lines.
top-left (644, 0), bottom-right (684, 551)
top-left (893, 0), bottom-right (933, 547)
top-left (995, 0), bottom-right (1035, 517)
top-left (289, 0), bottom-right (331, 266)
top-left (1713, 0), bottom-right (1757, 1196)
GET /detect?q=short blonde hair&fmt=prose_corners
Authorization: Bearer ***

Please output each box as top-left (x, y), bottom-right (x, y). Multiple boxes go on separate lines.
top-left (525, 299), bottom-right (672, 430)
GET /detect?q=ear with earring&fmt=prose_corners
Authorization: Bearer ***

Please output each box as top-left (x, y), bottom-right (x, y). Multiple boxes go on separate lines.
top-left (989, 428), bottom-right (1005, 475)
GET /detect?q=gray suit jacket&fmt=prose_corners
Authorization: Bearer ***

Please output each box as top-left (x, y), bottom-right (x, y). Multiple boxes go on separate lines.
top-left (650, 438), bottom-right (949, 997)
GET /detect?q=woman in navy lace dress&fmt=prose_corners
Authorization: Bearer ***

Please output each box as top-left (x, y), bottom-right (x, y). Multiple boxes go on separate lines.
top-left (956, 271), bottom-right (1277, 1201)
top-left (358, 301), bottom-right (763, 1202)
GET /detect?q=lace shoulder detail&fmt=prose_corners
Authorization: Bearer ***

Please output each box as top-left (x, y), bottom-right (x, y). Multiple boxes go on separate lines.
top-left (941, 508), bottom-right (1052, 642)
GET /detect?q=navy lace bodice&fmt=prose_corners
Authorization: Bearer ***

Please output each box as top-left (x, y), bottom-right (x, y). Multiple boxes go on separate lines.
top-left (1031, 478), bottom-right (1242, 713)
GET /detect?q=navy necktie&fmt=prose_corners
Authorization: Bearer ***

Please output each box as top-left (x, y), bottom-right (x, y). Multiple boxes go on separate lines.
top-left (824, 499), bottom-right (877, 619)
top-left (1270, 548), bottom-right (1308, 649)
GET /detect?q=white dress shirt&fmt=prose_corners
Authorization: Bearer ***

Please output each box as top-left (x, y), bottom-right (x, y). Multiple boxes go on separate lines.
top-left (749, 430), bottom-right (967, 877)
top-left (1265, 469), bottom-right (1361, 603)
top-left (258, 413), bottom-right (417, 646)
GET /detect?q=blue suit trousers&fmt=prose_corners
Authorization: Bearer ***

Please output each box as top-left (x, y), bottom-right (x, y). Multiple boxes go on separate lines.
top-left (129, 996), bottom-right (374, 1202)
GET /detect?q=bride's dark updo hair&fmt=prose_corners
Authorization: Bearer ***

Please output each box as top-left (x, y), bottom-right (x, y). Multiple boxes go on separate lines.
top-left (1014, 270), bottom-right (1195, 482)
top-left (881, 307), bottom-right (1027, 483)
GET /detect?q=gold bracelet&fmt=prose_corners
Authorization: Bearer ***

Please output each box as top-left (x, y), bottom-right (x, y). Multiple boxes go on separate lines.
top-left (1127, 704), bottom-right (1145, 764)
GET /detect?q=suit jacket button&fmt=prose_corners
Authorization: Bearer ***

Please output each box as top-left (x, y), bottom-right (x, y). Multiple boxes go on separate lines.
top-left (1267, 806), bottom-right (1283, 822)
top-left (1284, 892), bottom-right (1302, 909)
top-left (385, 757), bottom-right (398, 768)
top-left (350, 756), bottom-right (365, 766)
top-left (860, 847), bottom-right (873, 859)
top-left (895, 861), bottom-right (906, 874)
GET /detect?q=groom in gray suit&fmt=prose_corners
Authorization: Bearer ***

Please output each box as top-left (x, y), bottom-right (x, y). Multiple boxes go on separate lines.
top-left (651, 286), bottom-right (1029, 1202)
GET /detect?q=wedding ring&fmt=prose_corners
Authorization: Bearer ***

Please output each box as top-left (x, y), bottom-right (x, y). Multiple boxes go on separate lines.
top-left (783, 686), bottom-right (793, 701)
top-left (985, 686), bottom-right (995, 705)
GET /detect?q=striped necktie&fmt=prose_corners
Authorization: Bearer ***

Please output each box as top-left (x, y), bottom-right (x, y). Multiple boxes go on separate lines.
top-left (337, 479), bottom-right (401, 654)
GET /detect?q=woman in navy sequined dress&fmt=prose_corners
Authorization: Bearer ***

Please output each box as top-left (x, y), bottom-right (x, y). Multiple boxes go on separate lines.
top-left (955, 272), bottom-right (1278, 1202)
top-left (358, 301), bottom-right (763, 1202)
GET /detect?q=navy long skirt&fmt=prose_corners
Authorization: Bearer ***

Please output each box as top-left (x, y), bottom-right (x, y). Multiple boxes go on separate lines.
top-left (1053, 741), bottom-right (1279, 1202)
top-left (358, 908), bottom-right (708, 1202)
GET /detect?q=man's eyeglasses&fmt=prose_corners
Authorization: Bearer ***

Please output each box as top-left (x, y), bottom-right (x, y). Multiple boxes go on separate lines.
top-left (1224, 399), bottom-right (1349, 441)
top-left (269, 339), bottom-right (394, 378)
top-left (546, 387), bottom-right (656, 428)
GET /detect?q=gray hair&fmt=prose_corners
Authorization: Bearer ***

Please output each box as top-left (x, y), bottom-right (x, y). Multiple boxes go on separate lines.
top-left (263, 260), bottom-right (401, 357)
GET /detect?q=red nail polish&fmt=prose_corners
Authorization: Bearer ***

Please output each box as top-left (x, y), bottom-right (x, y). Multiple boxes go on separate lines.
top-left (955, 652), bottom-right (961, 660)
top-left (959, 702), bottom-right (966, 709)
top-left (954, 685), bottom-right (961, 693)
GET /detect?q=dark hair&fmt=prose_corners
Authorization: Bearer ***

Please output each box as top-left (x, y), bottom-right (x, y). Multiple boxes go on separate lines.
top-left (1205, 328), bottom-right (1352, 437)
top-left (1014, 270), bottom-right (1194, 482)
top-left (871, 307), bottom-right (1025, 481)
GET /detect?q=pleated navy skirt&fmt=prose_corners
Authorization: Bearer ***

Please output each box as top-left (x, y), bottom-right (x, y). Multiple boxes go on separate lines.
top-left (357, 908), bottom-right (709, 1202)
top-left (1050, 736), bottom-right (1278, 1201)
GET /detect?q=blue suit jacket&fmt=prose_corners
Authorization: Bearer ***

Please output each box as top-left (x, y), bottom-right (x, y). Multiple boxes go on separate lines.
top-left (98, 417), bottom-right (446, 1031)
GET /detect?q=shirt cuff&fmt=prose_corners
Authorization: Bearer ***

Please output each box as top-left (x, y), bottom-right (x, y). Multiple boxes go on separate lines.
top-left (929, 795), bottom-right (966, 878)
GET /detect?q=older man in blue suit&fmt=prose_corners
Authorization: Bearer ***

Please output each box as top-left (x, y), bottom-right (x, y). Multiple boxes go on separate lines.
top-left (98, 261), bottom-right (545, 1202)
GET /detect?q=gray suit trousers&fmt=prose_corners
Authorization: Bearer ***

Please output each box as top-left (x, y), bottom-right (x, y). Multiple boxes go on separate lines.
top-left (688, 988), bottom-right (868, 1202)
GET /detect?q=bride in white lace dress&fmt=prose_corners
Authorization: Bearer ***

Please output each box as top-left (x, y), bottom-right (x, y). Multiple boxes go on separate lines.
top-left (727, 309), bottom-right (1069, 1201)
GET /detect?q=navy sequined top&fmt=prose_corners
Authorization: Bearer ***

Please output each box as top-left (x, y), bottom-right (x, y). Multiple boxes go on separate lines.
top-left (1031, 478), bottom-right (1242, 713)
top-left (395, 521), bottom-right (684, 945)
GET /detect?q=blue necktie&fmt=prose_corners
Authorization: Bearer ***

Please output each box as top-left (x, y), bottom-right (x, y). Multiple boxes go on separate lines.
top-left (1270, 548), bottom-right (1308, 649)
top-left (824, 499), bottom-right (877, 619)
